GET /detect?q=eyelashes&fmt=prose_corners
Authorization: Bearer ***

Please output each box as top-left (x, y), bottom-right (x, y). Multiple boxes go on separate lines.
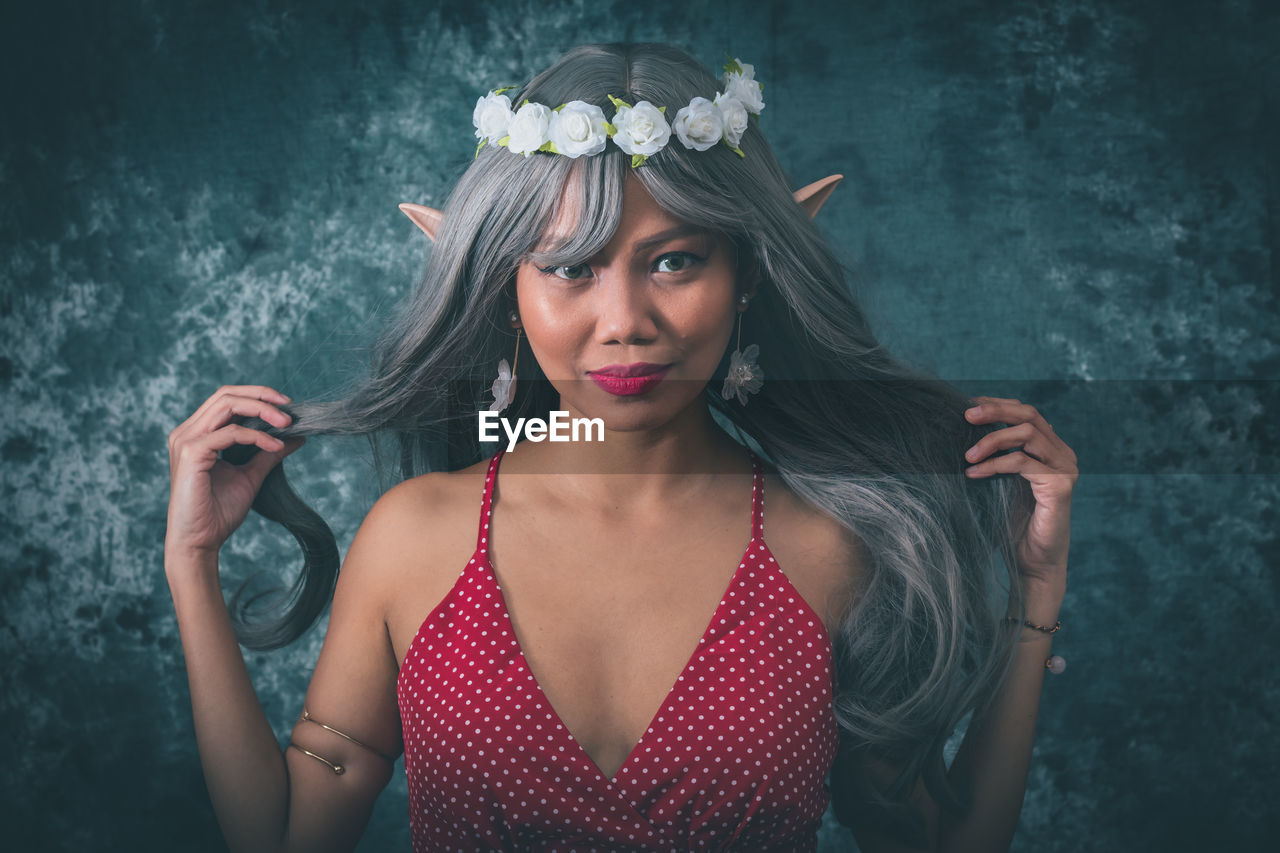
top-left (535, 262), bottom-right (591, 281)
top-left (535, 251), bottom-right (705, 282)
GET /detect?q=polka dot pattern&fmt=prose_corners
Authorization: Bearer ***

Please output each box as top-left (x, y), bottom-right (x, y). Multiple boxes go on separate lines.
top-left (396, 449), bottom-right (838, 851)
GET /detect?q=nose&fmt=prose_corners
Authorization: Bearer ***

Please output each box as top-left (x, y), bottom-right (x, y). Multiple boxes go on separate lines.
top-left (592, 268), bottom-right (660, 346)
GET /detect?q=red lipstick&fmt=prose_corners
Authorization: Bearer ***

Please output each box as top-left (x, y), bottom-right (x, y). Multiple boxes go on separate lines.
top-left (587, 362), bottom-right (672, 396)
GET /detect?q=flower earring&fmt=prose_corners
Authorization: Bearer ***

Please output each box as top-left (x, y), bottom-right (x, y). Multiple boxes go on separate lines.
top-left (488, 310), bottom-right (521, 413)
top-left (722, 293), bottom-right (763, 405)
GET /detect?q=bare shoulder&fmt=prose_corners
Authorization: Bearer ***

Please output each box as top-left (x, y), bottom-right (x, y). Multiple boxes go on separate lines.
top-left (759, 468), bottom-right (868, 632)
top-left (361, 457), bottom-right (495, 607)
top-left (281, 457), bottom-right (497, 847)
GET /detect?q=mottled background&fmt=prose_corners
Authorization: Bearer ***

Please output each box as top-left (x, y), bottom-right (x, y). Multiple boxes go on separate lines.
top-left (2, 0), bottom-right (1277, 850)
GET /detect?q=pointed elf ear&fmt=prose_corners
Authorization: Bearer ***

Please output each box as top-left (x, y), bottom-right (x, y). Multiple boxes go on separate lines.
top-left (399, 203), bottom-right (444, 241)
top-left (792, 175), bottom-right (843, 219)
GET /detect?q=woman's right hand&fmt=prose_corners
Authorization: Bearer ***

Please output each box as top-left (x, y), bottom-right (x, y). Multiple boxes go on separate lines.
top-left (166, 384), bottom-right (305, 562)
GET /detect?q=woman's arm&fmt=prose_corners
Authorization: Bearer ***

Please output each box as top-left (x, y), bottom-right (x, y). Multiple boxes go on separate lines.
top-left (165, 385), bottom-right (409, 852)
top-left (166, 486), bottom-right (411, 853)
top-left (848, 580), bottom-right (1065, 853)
top-left (935, 396), bottom-right (1076, 852)
top-left (853, 394), bottom-right (1075, 853)
top-left (937, 578), bottom-right (1065, 853)
top-left (166, 548), bottom-right (293, 853)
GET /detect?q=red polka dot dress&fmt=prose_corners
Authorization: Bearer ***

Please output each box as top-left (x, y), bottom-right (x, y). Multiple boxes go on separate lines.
top-left (396, 448), bottom-right (839, 851)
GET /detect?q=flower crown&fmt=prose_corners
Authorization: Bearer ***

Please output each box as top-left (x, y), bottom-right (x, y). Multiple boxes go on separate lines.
top-left (472, 58), bottom-right (765, 168)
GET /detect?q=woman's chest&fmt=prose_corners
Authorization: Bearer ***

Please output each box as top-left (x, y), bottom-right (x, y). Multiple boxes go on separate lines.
top-left (387, 503), bottom-right (857, 780)
top-left (386, 509), bottom-right (853, 682)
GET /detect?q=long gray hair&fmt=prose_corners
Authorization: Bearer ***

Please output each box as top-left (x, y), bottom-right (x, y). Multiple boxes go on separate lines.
top-left (223, 42), bottom-right (1034, 843)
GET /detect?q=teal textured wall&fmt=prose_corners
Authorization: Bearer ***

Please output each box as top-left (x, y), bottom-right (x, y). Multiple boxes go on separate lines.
top-left (2, 0), bottom-right (1277, 850)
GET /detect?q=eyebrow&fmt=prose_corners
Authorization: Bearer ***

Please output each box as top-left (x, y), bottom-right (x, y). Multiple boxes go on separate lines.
top-left (538, 224), bottom-right (714, 256)
top-left (631, 224), bottom-right (714, 253)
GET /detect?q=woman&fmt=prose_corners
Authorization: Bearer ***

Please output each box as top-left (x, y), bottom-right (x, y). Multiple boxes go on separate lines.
top-left (165, 43), bottom-right (1077, 852)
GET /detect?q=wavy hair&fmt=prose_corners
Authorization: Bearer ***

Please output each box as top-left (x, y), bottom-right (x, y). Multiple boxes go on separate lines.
top-left (220, 42), bottom-right (1035, 844)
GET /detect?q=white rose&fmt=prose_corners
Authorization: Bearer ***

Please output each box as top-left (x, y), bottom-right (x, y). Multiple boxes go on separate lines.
top-left (672, 97), bottom-right (724, 151)
top-left (722, 59), bottom-right (765, 115)
top-left (610, 100), bottom-right (671, 156)
top-left (547, 100), bottom-right (609, 158)
top-left (472, 91), bottom-right (514, 143)
top-left (714, 92), bottom-right (750, 147)
top-left (724, 74), bottom-right (765, 115)
top-left (506, 102), bottom-right (553, 157)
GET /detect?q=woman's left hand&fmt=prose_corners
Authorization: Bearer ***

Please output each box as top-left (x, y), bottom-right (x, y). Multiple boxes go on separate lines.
top-left (962, 396), bottom-right (1078, 591)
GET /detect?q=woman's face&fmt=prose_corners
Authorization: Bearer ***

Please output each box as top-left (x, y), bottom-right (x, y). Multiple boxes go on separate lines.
top-left (514, 171), bottom-right (746, 432)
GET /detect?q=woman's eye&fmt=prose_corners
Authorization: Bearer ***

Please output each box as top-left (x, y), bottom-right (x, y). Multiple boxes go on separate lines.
top-left (655, 252), bottom-right (701, 273)
top-left (538, 264), bottom-right (592, 281)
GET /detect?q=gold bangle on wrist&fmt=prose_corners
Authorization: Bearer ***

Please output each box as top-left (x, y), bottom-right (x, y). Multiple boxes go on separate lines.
top-left (1004, 616), bottom-right (1061, 634)
top-left (1004, 616), bottom-right (1066, 674)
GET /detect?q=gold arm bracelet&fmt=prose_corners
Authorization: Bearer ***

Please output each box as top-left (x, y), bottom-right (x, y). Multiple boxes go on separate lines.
top-left (299, 706), bottom-right (396, 763)
top-left (287, 742), bottom-right (346, 775)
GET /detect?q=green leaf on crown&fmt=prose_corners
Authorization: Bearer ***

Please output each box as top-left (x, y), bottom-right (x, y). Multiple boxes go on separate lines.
top-left (493, 86), bottom-right (517, 96)
top-left (723, 56), bottom-right (743, 75)
top-left (631, 153), bottom-right (648, 168)
top-left (475, 139), bottom-right (487, 158)
top-left (540, 140), bottom-right (559, 154)
top-left (607, 94), bottom-right (632, 110)
top-left (603, 122), bottom-right (617, 136)
top-left (496, 135), bottom-right (511, 147)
